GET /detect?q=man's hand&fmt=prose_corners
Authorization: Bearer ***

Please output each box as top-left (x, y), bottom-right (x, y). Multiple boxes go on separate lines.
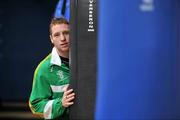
top-left (62, 85), bottom-right (75, 108)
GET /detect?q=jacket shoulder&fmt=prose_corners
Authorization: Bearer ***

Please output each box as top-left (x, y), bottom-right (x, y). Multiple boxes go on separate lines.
top-left (35, 54), bottom-right (52, 74)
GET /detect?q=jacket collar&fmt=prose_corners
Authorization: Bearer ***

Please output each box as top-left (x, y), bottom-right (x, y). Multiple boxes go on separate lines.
top-left (50, 47), bottom-right (62, 66)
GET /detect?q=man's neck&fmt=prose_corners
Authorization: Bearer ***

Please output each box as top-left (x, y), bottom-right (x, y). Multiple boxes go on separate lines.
top-left (55, 48), bottom-right (69, 58)
top-left (59, 53), bottom-right (69, 58)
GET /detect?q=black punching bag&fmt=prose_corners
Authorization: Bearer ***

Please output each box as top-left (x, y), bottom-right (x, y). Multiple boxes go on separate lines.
top-left (70, 0), bottom-right (97, 119)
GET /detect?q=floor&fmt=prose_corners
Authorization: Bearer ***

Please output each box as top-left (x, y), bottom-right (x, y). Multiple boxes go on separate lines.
top-left (0, 101), bottom-right (42, 120)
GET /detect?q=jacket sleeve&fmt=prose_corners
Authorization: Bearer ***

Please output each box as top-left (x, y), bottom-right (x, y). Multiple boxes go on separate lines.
top-left (29, 65), bottom-right (66, 119)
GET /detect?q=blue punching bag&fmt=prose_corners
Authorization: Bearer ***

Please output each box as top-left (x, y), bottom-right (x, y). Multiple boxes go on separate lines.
top-left (96, 0), bottom-right (180, 119)
top-left (64, 0), bottom-right (70, 21)
top-left (54, 0), bottom-right (70, 22)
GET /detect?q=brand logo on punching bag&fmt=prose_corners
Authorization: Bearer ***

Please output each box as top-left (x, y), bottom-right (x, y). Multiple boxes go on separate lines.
top-left (140, 0), bottom-right (155, 12)
top-left (88, 0), bottom-right (94, 32)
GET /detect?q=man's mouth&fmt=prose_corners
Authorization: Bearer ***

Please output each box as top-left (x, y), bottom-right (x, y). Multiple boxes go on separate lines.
top-left (60, 43), bottom-right (68, 47)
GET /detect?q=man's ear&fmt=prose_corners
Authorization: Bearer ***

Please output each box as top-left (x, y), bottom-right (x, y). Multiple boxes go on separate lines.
top-left (50, 35), bottom-right (54, 44)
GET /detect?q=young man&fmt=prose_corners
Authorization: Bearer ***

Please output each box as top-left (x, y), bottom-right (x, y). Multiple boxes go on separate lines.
top-left (29, 17), bottom-right (75, 119)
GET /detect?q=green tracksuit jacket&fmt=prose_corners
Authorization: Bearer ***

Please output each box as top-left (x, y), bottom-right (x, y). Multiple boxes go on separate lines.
top-left (29, 47), bottom-right (69, 119)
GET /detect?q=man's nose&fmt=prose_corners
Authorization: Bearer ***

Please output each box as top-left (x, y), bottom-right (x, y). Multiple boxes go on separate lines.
top-left (60, 33), bottom-right (65, 41)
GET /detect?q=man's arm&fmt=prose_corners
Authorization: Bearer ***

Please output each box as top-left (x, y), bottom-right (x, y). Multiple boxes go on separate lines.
top-left (29, 67), bottom-right (67, 119)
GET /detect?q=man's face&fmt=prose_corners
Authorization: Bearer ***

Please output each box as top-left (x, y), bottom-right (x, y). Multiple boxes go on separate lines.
top-left (50, 23), bottom-right (69, 54)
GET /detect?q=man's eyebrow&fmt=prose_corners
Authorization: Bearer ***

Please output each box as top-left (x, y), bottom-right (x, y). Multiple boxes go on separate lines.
top-left (63, 30), bottom-right (70, 33)
top-left (53, 32), bottom-right (60, 36)
top-left (64, 30), bottom-right (70, 32)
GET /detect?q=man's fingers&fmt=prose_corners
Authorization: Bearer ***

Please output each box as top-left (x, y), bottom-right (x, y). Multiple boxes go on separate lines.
top-left (67, 93), bottom-right (75, 98)
top-left (66, 96), bottom-right (75, 102)
top-left (63, 89), bottom-right (73, 97)
top-left (66, 102), bottom-right (74, 106)
top-left (62, 93), bottom-right (75, 107)
top-left (66, 89), bottom-right (73, 94)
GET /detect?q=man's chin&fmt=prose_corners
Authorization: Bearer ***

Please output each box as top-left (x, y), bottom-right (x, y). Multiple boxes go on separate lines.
top-left (56, 47), bottom-right (69, 53)
top-left (61, 48), bottom-right (69, 52)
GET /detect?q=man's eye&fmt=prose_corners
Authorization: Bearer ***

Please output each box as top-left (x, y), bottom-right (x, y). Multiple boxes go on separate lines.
top-left (54, 33), bottom-right (60, 37)
top-left (63, 31), bottom-right (69, 35)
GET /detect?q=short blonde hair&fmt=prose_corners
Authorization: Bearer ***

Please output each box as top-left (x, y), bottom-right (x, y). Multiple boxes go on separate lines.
top-left (49, 17), bottom-right (69, 35)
